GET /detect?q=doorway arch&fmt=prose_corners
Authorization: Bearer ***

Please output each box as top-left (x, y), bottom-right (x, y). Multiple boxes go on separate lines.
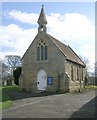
top-left (37, 69), bottom-right (47, 91)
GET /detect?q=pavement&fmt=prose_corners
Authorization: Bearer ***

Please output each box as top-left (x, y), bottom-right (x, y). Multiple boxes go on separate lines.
top-left (2, 89), bottom-right (96, 119)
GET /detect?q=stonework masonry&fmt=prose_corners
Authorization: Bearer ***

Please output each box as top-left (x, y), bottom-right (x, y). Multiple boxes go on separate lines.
top-left (19, 32), bottom-right (86, 93)
top-left (19, 7), bottom-right (86, 93)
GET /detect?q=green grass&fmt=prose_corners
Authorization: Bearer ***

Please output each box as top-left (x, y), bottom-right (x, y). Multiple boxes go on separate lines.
top-left (85, 85), bottom-right (97, 89)
top-left (2, 85), bottom-right (19, 92)
top-left (0, 85), bottom-right (97, 109)
top-left (0, 85), bottom-right (19, 110)
top-left (70, 85), bottom-right (97, 94)
top-left (0, 93), bottom-right (12, 110)
top-left (80, 85), bottom-right (97, 93)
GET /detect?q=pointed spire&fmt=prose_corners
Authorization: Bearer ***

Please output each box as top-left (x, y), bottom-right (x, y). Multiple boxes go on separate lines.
top-left (37, 5), bottom-right (47, 25)
top-left (37, 5), bottom-right (47, 33)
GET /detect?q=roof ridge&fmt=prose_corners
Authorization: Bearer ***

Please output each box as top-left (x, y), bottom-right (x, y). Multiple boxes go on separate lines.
top-left (47, 34), bottom-right (68, 47)
top-left (68, 46), bottom-right (86, 67)
top-left (47, 34), bottom-right (67, 58)
top-left (46, 33), bottom-right (85, 67)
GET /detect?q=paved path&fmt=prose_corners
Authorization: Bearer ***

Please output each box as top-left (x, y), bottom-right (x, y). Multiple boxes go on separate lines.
top-left (2, 90), bottom-right (96, 118)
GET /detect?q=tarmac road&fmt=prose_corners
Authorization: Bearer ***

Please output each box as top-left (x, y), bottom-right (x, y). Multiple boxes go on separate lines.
top-left (2, 89), bottom-right (96, 119)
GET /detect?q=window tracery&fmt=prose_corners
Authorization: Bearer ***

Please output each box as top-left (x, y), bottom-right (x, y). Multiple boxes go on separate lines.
top-left (37, 39), bottom-right (47, 61)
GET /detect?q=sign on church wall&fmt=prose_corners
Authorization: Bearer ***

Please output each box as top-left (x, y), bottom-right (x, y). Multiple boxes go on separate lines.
top-left (47, 77), bottom-right (53, 85)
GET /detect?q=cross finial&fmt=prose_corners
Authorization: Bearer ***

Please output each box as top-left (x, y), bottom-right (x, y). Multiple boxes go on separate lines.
top-left (42, 5), bottom-right (44, 8)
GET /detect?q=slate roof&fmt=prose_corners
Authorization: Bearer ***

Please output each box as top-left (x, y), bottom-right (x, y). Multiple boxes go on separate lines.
top-left (37, 6), bottom-right (47, 25)
top-left (47, 34), bottom-right (86, 67)
top-left (22, 6), bottom-right (86, 67)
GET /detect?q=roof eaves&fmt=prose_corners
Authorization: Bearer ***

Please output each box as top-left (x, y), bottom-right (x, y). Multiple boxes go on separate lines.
top-left (67, 58), bottom-right (86, 67)
top-left (47, 34), bottom-right (86, 67)
top-left (68, 45), bottom-right (86, 67)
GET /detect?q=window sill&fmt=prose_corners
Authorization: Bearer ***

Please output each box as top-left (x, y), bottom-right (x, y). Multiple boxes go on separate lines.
top-left (36, 60), bottom-right (49, 63)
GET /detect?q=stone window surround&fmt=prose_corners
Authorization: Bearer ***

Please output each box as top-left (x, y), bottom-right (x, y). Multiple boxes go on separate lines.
top-left (37, 39), bottom-right (47, 61)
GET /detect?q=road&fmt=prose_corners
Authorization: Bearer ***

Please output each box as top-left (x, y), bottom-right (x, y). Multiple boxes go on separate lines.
top-left (2, 89), bottom-right (96, 118)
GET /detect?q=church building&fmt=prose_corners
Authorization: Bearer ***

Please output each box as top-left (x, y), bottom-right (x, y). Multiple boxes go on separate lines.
top-left (19, 6), bottom-right (86, 93)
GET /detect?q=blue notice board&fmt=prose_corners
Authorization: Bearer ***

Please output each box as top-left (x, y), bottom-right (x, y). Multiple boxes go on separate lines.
top-left (47, 77), bottom-right (53, 85)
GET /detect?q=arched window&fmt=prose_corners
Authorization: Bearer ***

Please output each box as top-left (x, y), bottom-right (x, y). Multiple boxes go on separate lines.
top-left (41, 46), bottom-right (44, 60)
top-left (71, 65), bottom-right (73, 81)
top-left (45, 46), bottom-right (47, 60)
top-left (37, 47), bottom-right (40, 60)
top-left (77, 67), bottom-right (79, 81)
top-left (37, 39), bottom-right (48, 61)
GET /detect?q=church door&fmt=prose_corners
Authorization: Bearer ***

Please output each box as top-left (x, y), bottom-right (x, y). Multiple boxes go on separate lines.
top-left (37, 69), bottom-right (47, 91)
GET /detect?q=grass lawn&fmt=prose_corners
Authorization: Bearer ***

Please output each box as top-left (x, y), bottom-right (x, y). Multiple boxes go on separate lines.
top-left (72, 85), bottom-right (97, 94)
top-left (0, 93), bottom-right (12, 110)
top-left (85, 85), bottom-right (97, 89)
top-left (0, 85), bottom-right (19, 110)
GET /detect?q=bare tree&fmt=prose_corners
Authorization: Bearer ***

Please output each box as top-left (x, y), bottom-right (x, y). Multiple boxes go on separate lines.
top-left (95, 61), bottom-right (97, 85)
top-left (79, 56), bottom-right (90, 72)
top-left (5, 55), bottom-right (21, 71)
top-left (95, 61), bottom-right (97, 75)
top-left (3, 55), bottom-right (22, 85)
top-left (0, 59), bottom-right (13, 86)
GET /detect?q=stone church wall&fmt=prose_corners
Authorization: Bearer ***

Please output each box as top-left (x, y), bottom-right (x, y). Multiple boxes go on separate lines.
top-left (19, 6), bottom-right (86, 93)
top-left (19, 33), bottom-right (66, 92)
top-left (65, 60), bottom-right (86, 92)
top-left (19, 32), bottom-right (86, 93)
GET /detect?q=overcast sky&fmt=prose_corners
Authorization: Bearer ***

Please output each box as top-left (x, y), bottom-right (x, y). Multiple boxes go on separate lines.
top-left (0, 2), bottom-right (95, 72)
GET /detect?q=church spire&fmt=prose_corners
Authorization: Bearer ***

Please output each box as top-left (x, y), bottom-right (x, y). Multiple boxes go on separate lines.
top-left (37, 5), bottom-right (47, 33)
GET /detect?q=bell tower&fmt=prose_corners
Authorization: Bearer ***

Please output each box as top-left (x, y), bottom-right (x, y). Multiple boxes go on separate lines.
top-left (37, 5), bottom-right (47, 33)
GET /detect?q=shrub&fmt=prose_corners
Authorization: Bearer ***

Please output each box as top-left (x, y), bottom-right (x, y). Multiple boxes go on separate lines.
top-left (13, 67), bottom-right (21, 85)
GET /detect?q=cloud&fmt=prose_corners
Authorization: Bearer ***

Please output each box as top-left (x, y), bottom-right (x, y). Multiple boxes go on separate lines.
top-left (0, 24), bottom-right (37, 59)
top-left (1, 10), bottom-right (95, 71)
top-left (6, 10), bottom-right (95, 42)
top-left (8, 10), bottom-right (38, 25)
top-left (47, 13), bottom-right (94, 43)
top-left (47, 12), bottom-right (95, 71)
